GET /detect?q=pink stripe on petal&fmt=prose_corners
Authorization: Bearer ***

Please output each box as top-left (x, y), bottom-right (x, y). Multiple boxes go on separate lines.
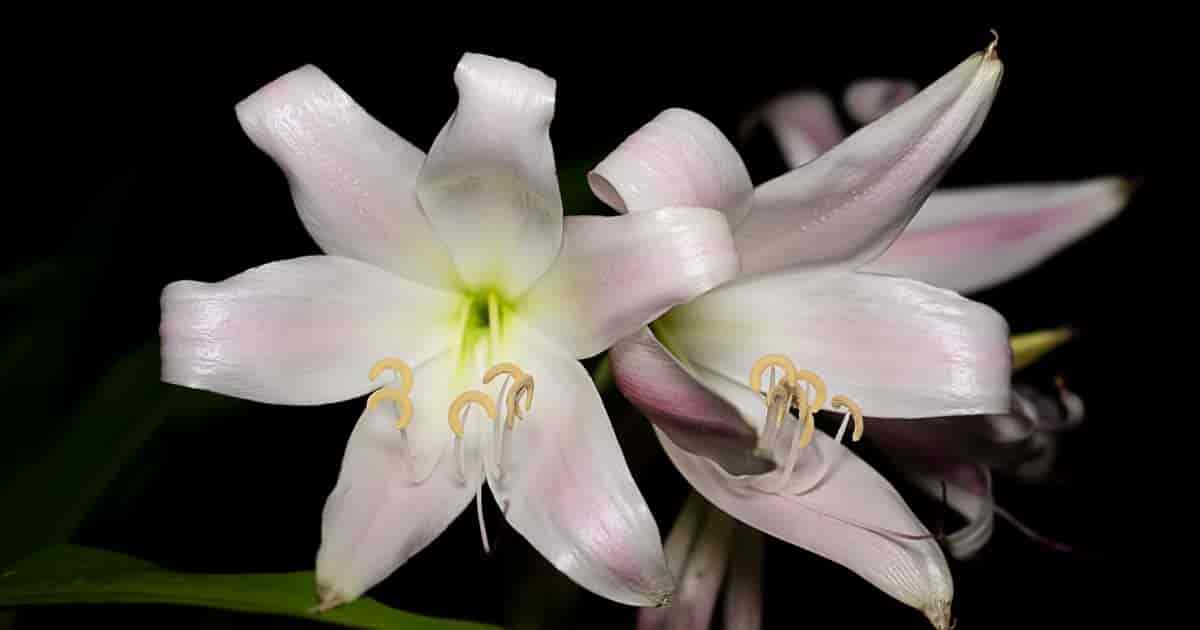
top-left (160, 256), bottom-right (459, 406)
top-left (610, 327), bottom-right (771, 476)
top-left (869, 177), bottom-right (1133, 293)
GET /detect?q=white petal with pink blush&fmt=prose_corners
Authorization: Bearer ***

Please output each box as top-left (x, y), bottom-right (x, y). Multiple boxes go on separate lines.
top-left (735, 44), bottom-right (1004, 277)
top-left (867, 177), bottom-right (1134, 293)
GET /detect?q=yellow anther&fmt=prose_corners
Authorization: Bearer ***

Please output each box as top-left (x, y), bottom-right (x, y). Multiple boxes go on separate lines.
top-left (369, 358), bottom-right (414, 396)
top-left (483, 362), bottom-right (525, 385)
top-left (367, 388), bottom-right (414, 430)
top-left (505, 374), bottom-right (535, 426)
top-left (791, 369), bottom-right (828, 412)
top-left (749, 354), bottom-right (797, 396)
top-left (481, 362), bottom-right (534, 427)
top-left (448, 390), bottom-right (498, 437)
top-left (830, 395), bottom-right (864, 442)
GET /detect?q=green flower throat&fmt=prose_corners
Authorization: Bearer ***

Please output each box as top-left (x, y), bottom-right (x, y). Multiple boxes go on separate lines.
top-left (456, 289), bottom-right (517, 371)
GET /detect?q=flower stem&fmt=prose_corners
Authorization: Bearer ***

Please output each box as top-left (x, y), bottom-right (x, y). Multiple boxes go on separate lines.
top-left (590, 353), bottom-right (613, 393)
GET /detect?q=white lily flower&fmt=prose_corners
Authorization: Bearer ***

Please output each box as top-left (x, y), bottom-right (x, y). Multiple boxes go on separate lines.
top-left (159, 53), bottom-right (743, 610)
top-left (594, 42), bottom-right (1011, 629)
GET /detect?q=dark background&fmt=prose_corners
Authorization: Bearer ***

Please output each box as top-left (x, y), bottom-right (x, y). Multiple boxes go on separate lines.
top-left (4, 18), bottom-right (1164, 630)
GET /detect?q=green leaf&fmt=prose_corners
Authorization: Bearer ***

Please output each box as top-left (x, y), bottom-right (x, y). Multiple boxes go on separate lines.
top-left (0, 545), bottom-right (500, 630)
top-left (0, 260), bottom-right (62, 301)
top-left (0, 342), bottom-right (242, 566)
top-left (557, 158), bottom-right (607, 215)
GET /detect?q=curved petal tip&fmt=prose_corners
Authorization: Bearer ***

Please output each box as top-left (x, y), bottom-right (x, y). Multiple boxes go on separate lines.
top-left (312, 579), bottom-right (353, 613)
top-left (589, 108), bottom-right (753, 226)
top-left (1120, 175), bottom-right (1145, 197)
top-left (925, 597), bottom-right (953, 630)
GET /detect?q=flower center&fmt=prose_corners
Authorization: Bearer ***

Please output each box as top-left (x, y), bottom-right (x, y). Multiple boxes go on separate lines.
top-left (747, 354), bottom-right (863, 493)
top-left (455, 289), bottom-right (517, 372)
top-left (363, 355), bottom-right (537, 554)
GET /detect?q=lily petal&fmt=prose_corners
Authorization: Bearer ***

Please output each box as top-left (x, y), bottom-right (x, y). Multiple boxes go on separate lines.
top-left (845, 79), bottom-right (919, 125)
top-left (735, 45), bottom-right (1004, 277)
top-left (160, 256), bottom-right (458, 405)
top-left (1010, 384), bottom-right (1083, 482)
top-left (417, 53), bottom-right (562, 295)
top-left (486, 319), bottom-right (673, 606)
top-left (521, 206), bottom-right (738, 359)
top-left (235, 66), bottom-right (457, 288)
top-left (610, 328), bottom-right (769, 476)
top-left (749, 90), bottom-right (844, 167)
top-left (665, 271), bottom-right (1011, 418)
top-left (910, 465), bottom-right (994, 560)
top-left (658, 426), bottom-right (954, 628)
top-left (866, 177), bottom-right (1133, 293)
top-left (661, 493), bottom-right (707, 578)
top-left (1016, 382), bottom-right (1085, 433)
top-left (638, 498), bottom-right (735, 630)
top-left (722, 525), bottom-right (764, 630)
top-left (869, 381), bottom-right (1083, 475)
top-left (316, 351), bottom-right (485, 606)
top-left (589, 108), bottom-right (753, 226)
top-left (869, 411), bottom-right (1040, 471)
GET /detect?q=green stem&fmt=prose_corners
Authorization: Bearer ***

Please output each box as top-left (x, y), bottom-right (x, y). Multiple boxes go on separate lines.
top-left (590, 354), bottom-right (613, 393)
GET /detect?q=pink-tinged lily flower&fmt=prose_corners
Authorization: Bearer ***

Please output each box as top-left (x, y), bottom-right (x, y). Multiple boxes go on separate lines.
top-left (159, 53), bottom-right (744, 610)
top-left (748, 70), bottom-right (1131, 558)
top-left (595, 42), bottom-right (1009, 629)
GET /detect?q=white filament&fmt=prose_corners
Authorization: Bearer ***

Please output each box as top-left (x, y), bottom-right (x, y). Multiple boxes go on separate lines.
top-left (770, 419), bottom-right (807, 493)
top-left (454, 436), bottom-right (468, 485)
top-left (476, 482), bottom-right (491, 554)
top-left (833, 410), bottom-right (852, 444)
top-left (492, 375), bottom-right (513, 481)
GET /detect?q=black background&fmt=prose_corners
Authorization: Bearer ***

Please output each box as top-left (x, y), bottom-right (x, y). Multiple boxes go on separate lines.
top-left (5, 16), bottom-right (1165, 630)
